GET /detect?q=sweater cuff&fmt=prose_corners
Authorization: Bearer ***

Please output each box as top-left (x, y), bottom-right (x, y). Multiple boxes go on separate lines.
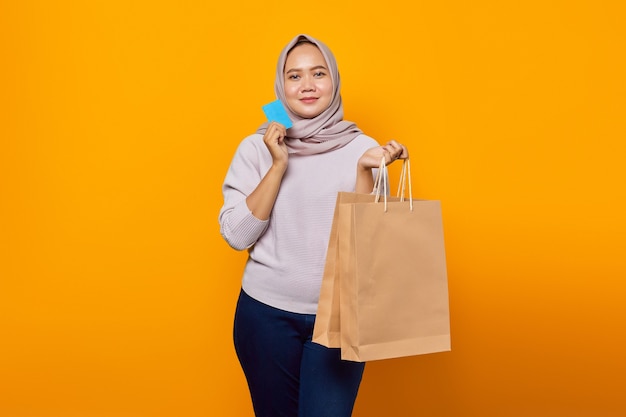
top-left (222, 201), bottom-right (269, 250)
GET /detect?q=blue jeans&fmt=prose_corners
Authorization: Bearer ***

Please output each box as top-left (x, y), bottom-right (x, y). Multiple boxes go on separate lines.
top-left (233, 289), bottom-right (365, 417)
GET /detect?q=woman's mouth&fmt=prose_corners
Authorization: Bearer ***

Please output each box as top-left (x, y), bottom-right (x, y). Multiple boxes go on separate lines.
top-left (300, 97), bottom-right (318, 104)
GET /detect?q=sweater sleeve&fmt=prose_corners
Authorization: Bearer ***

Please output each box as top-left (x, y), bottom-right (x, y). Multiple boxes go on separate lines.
top-left (218, 135), bottom-right (270, 251)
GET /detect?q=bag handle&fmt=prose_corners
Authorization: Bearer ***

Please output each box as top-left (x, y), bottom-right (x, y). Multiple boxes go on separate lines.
top-left (372, 156), bottom-right (413, 212)
top-left (372, 156), bottom-right (387, 206)
top-left (398, 157), bottom-right (414, 211)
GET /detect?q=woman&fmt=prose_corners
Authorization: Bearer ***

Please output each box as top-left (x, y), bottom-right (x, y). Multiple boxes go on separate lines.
top-left (218, 34), bottom-right (407, 417)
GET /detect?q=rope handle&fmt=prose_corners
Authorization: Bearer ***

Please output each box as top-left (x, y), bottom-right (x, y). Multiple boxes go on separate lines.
top-left (398, 158), bottom-right (414, 211)
top-left (373, 156), bottom-right (388, 209)
top-left (372, 156), bottom-right (413, 212)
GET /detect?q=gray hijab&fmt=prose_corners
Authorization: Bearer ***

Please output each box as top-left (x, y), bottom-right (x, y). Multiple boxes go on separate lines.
top-left (256, 34), bottom-right (363, 155)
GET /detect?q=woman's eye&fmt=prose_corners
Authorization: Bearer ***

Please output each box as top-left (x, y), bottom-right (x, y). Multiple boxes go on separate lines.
top-left (314, 72), bottom-right (326, 77)
top-left (289, 74), bottom-right (300, 80)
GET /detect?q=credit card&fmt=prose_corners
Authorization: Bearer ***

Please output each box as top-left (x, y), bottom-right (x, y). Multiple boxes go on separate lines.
top-left (262, 99), bottom-right (293, 128)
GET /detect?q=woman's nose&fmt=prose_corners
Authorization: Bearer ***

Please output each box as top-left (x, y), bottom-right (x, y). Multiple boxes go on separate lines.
top-left (300, 76), bottom-right (315, 91)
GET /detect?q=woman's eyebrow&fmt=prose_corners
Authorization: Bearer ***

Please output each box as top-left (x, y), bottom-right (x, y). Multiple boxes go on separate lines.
top-left (285, 65), bottom-right (328, 74)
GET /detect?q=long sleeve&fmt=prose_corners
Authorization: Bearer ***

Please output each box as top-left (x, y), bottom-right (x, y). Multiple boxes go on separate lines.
top-left (218, 134), bottom-right (271, 250)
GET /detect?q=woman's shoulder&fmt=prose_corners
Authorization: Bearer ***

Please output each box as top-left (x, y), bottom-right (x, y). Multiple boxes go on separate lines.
top-left (224, 133), bottom-right (269, 167)
top-left (233, 133), bottom-right (267, 154)
top-left (351, 133), bottom-right (381, 148)
top-left (355, 133), bottom-right (379, 143)
top-left (238, 132), bottom-right (265, 146)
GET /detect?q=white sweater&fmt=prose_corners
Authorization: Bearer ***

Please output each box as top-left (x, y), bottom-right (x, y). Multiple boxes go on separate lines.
top-left (219, 133), bottom-right (380, 314)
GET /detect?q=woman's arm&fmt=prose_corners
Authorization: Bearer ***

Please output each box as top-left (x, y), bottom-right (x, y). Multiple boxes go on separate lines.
top-left (245, 121), bottom-right (288, 220)
top-left (245, 163), bottom-right (286, 220)
top-left (218, 124), bottom-right (287, 250)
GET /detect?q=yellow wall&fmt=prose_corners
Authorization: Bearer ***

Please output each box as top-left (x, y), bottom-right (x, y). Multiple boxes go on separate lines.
top-left (1, 1), bottom-right (625, 416)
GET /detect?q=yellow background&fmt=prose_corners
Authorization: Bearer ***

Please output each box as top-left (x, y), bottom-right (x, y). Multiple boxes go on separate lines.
top-left (1, 1), bottom-right (625, 416)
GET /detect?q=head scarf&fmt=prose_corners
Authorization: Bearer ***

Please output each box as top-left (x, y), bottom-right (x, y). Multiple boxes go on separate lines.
top-left (256, 34), bottom-right (363, 155)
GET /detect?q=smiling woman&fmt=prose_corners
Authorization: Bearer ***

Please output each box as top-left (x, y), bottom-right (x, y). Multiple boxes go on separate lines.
top-left (218, 34), bottom-right (407, 417)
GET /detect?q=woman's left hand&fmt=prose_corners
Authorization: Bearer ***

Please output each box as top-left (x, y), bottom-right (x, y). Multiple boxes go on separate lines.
top-left (356, 140), bottom-right (408, 193)
top-left (358, 140), bottom-right (408, 169)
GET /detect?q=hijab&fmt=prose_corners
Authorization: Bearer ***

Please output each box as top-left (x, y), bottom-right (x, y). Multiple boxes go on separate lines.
top-left (256, 34), bottom-right (363, 155)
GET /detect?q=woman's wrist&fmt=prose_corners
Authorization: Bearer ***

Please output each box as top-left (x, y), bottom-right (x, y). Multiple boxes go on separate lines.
top-left (355, 165), bottom-right (374, 194)
top-left (270, 161), bottom-right (288, 176)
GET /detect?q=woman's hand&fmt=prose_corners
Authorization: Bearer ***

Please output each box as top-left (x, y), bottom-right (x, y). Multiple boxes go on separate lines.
top-left (262, 121), bottom-right (289, 171)
top-left (356, 140), bottom-right (408, 193)
top-left (358, 140), bottom-right (408, 169)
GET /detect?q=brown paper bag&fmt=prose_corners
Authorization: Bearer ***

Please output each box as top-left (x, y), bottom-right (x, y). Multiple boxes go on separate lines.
top-left (312, 192), bottom-right (393, 348)
top-left (314, 158), bottom-right (450, 361)
top-left (338, 194), bottom-right (451, 361)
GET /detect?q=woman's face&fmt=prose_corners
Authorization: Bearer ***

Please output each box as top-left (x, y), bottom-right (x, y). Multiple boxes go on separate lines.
top-left (283, 43), bottom-right (333, 119)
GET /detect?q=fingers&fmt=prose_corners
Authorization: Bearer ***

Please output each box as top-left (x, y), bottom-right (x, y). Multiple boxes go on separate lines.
top-left (263, 122), bottom-right (289, 165)
top-left (399, 144), bottom-right (409, 159)
top-left (263, 122), bottom-right (287, 145)
top-left (383, 148), bottom-right (394, 165)
top-left (382, 140), bottom-right (409, 162)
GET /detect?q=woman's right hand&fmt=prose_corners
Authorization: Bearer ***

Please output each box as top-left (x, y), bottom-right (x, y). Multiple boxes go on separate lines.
top-left (263, 121), bottom-right (289, 170)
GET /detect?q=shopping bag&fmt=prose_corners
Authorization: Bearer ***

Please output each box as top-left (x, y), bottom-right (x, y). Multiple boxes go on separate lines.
top-left (327, 158), bottom-right (450, 362)
top-left (313, 163), bottom-right (402, 348)
top-left (312, 192), bottom-right (389, 347)
top-left (340, 158), bottom-right (450, 361)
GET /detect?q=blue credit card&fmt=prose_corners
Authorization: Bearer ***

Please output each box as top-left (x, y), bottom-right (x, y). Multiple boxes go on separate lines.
top-left (262, 99), bottom-right (293, 128)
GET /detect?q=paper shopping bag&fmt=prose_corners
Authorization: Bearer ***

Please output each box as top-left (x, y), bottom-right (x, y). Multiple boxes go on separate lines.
top-left (312, 192), bottom-right (399, 348)
top-left (338, 193), bottom-right (451, 362)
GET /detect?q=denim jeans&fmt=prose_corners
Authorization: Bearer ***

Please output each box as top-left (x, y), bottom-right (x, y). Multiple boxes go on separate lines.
top-left (233, 289), bottom-right (365, 417)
